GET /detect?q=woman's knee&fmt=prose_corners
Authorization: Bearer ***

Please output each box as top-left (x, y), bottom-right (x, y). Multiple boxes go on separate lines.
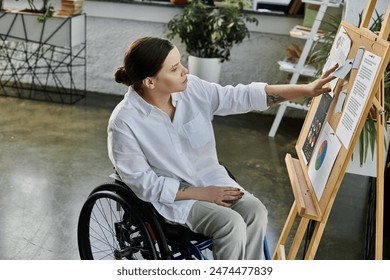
top-left (236, 193), bottom-right (268, 226)
top-left (256, 200), bottom-right (268, 225)
top-left (215, 211), bottom-right (247, 240)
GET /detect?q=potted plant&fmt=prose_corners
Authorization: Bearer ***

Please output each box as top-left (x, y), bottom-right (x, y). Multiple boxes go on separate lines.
top-left (16, 0), bottom-right (54, 22)
top-left (166, 0), bottom-right (258, 83)
top-left (309, 11), bottom-right (390, 174)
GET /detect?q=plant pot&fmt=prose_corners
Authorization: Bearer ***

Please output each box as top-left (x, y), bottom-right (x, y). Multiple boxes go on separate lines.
top-left (346, 121), bottom-right (390, 178)
top-left (170, 0), bottom-right (188, 5)
top-left (188, 55), bottom-right (222, 83)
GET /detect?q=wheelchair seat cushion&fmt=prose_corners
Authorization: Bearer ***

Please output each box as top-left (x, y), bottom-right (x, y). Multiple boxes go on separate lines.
top-left (163, 222), bottom-right (210, 243)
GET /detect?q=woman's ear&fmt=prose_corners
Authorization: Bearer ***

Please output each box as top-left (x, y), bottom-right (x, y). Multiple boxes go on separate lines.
top-left (142, 77), bottom-right (155, 89)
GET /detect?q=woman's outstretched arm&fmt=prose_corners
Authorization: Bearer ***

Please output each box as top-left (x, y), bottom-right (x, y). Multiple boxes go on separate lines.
top-left (265, 64), bottom-right (338, 106)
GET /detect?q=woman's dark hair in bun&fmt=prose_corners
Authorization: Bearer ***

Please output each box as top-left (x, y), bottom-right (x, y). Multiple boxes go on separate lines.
top-left (114, 66), bottom-right (128, 85)
top-left (114, 37), bottom-right (174, 93)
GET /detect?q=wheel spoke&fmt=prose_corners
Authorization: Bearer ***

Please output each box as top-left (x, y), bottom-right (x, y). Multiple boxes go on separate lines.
top-left (90, 203), bottom-right (116, 253)
top-left (78, 188), bottom-right (159, 260)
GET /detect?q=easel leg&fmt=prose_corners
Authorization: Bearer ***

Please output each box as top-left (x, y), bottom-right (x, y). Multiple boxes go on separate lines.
top-left (302, 183), bottom-right (346, 260)
top-left (272, 201), bottom-right (297, 259)
top-left (303, 221), bottom-right (327, 260)
top-left (375, 79), bottom-right (385, 260)
top-left (375, 176), bottom-right (384, 260)
top-left (287, 216), bottom-right (310, 259)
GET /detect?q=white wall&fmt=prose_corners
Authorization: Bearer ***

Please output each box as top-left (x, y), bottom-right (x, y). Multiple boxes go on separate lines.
top-left (344, 0), bottom-right (389, 27)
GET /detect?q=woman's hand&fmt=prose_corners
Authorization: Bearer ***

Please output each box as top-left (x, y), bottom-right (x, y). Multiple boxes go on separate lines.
top-left (265, 64), bottom-right (338, 105)
top-left (203, 186), bottom-right (244, 207)
top-left (305, 64), bottom-right (338, 97)
top-left (175, 184), bottom-right (244, 207)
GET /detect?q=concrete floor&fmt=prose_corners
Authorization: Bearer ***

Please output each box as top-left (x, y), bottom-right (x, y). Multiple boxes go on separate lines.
top-left (0, 92), bottom-right (388, 260)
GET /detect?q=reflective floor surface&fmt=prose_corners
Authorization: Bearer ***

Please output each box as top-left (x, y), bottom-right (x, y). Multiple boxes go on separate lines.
top-left (0, 93), bottom-right (388, 260)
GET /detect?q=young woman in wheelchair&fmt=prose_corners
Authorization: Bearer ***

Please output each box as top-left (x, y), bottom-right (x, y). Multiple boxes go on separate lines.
top-left (108, 36), bottom-right (337, 260)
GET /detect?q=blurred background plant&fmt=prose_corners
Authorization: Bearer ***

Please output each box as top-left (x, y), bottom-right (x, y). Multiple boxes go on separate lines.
top-left (166, 0), bottom-right (258, 62)
top-left (15, 0), bottom-right (54, 22)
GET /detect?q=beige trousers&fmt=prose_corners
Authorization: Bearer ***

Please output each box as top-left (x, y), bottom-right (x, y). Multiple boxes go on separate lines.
top-left (185, 191), bottom-right (268, 260)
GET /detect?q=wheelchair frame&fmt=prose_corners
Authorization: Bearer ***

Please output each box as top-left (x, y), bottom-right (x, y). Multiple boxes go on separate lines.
top-left (77, 180), bottom-right (270, 260)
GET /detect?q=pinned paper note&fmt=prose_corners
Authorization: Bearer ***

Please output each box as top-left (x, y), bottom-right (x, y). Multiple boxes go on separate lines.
top-left (332, 59), bottom-right (353, 79)
top-left (322, 26), bottom-right (352, 93)
top-left (336, 51), bottom-right (381, 148)
top-left (352, 47), bottom-right (365, 69)
top-left (335, 90), bottom-right (347, 113)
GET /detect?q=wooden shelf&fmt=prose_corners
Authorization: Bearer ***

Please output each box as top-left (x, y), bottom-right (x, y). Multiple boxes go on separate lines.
top-left (278, 60), bottom-right (317, 77)
top-left (289, 25), bottom-right (326, 41)
top-left (302, 0), bottom-right (342, 8)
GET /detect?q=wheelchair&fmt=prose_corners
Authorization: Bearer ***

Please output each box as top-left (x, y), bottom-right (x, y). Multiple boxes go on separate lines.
top-left (77, 178), bottom-right (271, 260)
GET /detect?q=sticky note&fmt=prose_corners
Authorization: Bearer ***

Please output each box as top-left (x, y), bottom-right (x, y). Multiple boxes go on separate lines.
top-left (335, 90), bottom-right (347, 113)
top-left (332, 59), bottom-right (354, 79)
top-left (353, 47), bottom-right (365, 69)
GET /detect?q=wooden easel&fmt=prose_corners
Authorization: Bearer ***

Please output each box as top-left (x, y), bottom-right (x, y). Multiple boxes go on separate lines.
top-left (273, 0), bottom-right (390, 260)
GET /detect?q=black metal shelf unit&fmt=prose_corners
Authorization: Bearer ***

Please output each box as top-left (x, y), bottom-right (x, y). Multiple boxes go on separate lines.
top-left (0, 12), bottom-right (86, 104)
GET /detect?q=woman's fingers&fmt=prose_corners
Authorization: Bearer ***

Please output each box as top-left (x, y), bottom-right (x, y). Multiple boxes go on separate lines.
top-left (322, 74), bottom-right (337, 85)
top-left (207, 186), bottom-right (244, 207)
top-left (321, 63), bottom-right (339, 78)
top-left (220, 188), bottom-right (244, 207)
top-left (224, 188), bottom-right (244, 198)
top-left (310, 66), bottom-right (338, 97)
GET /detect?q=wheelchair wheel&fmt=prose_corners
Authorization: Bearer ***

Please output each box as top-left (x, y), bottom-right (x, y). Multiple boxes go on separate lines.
top-left (78, 190), bottom-right (160, 260)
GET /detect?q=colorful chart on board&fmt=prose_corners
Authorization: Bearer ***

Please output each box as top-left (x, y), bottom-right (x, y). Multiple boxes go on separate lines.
top-left (301, 93), bottom-right (333, 164)
top-left (308, 122), bottom-right (341, 200)
top-left (315, 140), bottom-right (328, 170)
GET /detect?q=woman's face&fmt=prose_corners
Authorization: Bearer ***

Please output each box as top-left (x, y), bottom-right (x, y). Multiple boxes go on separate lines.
top-left (152, 46), bottom-right (188, 94)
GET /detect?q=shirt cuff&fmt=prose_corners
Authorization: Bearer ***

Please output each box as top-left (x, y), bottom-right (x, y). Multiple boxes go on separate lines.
top-left (249, 82), bottom-right (269, 111)
top-left (159, 177), bottom-right (180, 204)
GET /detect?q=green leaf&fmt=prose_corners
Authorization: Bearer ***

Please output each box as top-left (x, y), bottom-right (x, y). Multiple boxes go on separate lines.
top-left (165, 0), bottom-right (258, 61)
top-left (368, 117), bottom-right (376, 161)
top-left (359, 130), bottom-right (364, 166)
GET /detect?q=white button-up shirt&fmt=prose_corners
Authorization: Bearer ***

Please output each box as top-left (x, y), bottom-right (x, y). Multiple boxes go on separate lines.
top-left (108, 74), bottom-right (269, 224)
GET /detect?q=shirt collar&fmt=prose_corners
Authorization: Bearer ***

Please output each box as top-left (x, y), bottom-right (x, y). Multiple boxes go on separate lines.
top-left (126, 87), bottom-right (184, 115)
top-left (171, 92), bottom-right (183, 107)
top-left (126, 87), bottom-right (153, 116)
